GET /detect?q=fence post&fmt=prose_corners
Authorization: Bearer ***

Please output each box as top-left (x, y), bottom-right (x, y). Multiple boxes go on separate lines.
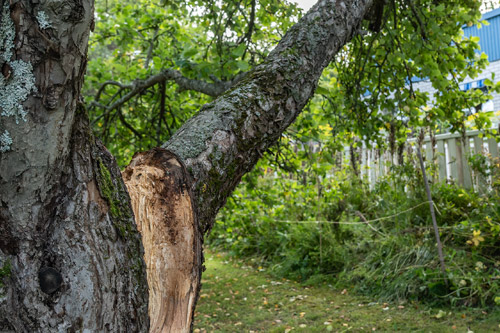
top-left (379, 149), bottom-right (385, 180)
top-left (361, 142), bottom-right (367, 182)
top-left (488, 137), bottom-right (499, 159)
top-left (437, 140), bottom-right (447, 182)
top-left (370, 149), bottom-right (377, 189)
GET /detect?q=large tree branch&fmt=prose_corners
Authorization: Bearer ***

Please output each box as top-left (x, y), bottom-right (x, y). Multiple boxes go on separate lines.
top-left (91, 68), bottom-right (248, 114)
top-left (162, 0), bottom-right (374, 233)
top-left (122, 1), bottom-right (374, 330)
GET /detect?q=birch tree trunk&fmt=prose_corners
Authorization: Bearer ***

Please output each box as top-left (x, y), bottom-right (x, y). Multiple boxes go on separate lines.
top-left (0, 0), bottom-right (373, 331)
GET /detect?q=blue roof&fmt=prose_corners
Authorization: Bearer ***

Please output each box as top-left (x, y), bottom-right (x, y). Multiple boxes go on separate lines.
top-left (481, 7), bottom-right (500, 20)
top-left (463, 8), bottom-right (500, 62)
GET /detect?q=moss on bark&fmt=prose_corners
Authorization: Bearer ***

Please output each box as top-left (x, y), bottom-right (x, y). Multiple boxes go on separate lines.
top-left (0, 259), bottom-right (11, 289)
top-left (96, 158), bottom-right (134, 238)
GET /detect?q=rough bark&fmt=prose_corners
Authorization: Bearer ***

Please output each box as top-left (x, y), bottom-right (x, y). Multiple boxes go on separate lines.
top-left (0, 0), bottom-right (148, 330)
top-left (163, 0), bottom-right (374, 232)
top-left (121, 0), bottom-right (373, 331)
top-left (1, 0), bottom-right (373, 331)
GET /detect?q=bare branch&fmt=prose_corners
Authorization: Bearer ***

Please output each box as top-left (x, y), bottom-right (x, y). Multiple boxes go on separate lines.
top-left (91, 68), bottom-right (248, 114)
top-left (145, 27), bottom-right (160, 69)
top-left (95, 80), bottom-right (132, 102)
top-left (405, 0), bottom-right (427, 40)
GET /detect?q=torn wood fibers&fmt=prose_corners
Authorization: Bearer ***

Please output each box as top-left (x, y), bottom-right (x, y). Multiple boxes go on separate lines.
top-left (123, 148), bottom-right (203, 332)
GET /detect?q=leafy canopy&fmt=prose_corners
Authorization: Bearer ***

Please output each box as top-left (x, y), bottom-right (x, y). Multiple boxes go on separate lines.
top-left (85, 0), bottom-right (499, 167)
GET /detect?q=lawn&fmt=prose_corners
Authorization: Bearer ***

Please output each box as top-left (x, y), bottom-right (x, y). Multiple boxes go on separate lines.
top-left (193, 252), bottom-right (500, 332)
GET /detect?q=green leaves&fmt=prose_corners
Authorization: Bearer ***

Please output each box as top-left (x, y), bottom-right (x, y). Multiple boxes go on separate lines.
top-left (236, 60), bottom-right (250, 71)
top-left (182, 48), bottom-right (198, 59)
top-left (231, 44), bottom-right (246, 58)
top-left (85, 0), bottom-right (302, 165)
top-left (316, 0), bottom-right (492, 150)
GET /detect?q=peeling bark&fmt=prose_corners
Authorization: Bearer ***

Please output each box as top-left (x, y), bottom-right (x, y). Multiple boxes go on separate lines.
top-left (124, 0), bottom-right (373, 331)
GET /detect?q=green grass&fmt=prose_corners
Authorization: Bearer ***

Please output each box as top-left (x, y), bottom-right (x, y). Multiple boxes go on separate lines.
top-left (194, 252), bottom-right (500, 332)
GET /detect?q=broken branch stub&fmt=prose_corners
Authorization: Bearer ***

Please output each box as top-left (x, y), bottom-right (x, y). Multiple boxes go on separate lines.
top-left (123, 148), bottom-right (203, 333)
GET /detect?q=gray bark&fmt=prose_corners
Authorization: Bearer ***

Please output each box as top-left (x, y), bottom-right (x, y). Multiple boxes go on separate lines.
top-left (163, 0), bottom-right (374, 232)
top-left (0, 0), bottom-right (148, 331)
top-left (1, 0), bottom-right (373, 331)
top-left (122, 0), bottom-right (373, 330)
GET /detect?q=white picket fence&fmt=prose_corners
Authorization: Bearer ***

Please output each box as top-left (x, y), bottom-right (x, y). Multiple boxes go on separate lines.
top-left (345, 130), bottom-right (500, 191)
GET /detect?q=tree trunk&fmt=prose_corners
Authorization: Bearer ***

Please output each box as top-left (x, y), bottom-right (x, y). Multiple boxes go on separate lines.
top-left (0, 1), bottom-right (148, 331)
top-left (0, 0), bottom-right (372, 331)
top-left (124, 0), bottom-right (373, 331)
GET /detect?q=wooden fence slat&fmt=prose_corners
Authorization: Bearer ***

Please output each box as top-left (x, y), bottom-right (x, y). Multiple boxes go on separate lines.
top-left (456, 139), bottom-right (465, 186)
top-left (473, 136), bottom-right (483, 155)
top-left (458, 138), bottom-right (473, 189)
top-left (379, 150), bottom-right (385, 180)
top-left (339, 130), bottom-right (493, 193)
top-left (425, 142), bottom-right (436, 182)
top-left (448, 138), bottom-right (459, 182)
top-left (488, 137), bottom-right (499, 159)
top-left (370, 150), bottom-right (376, 189)
top-left (360, 144), bottom-right (366, 181)
top-left (425, 142), bottom-right (433, 163)
top-left (437, 140), bottom-right (447, 181)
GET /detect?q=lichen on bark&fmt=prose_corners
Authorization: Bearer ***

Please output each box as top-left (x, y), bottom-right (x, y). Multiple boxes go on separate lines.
top-left (36, 11), bottom-right (51, 29)
top-left (0, 2), bottom-right (36, 153)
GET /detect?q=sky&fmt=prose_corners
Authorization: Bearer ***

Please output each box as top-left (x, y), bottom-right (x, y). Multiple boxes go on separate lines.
top-left (293, 0), bottom-right (316, 12)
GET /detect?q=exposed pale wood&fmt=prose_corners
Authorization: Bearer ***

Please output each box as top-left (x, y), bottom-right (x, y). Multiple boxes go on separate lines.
top-left (0, 0), bottom-right (378, 329)
top-left (124, 149), bottom-right (202, 333)
top-left (164, 0), bottom-right (375, 233)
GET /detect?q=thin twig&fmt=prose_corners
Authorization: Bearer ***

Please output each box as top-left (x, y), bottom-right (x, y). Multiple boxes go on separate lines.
top-left (416, 146), bottom-right (448, 286)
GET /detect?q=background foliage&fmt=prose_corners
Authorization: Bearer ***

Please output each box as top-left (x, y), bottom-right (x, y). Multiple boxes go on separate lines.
top-left (209, 148), bottom-right (500, 306)
top-left (85, 0), bottom-right (500, 306)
